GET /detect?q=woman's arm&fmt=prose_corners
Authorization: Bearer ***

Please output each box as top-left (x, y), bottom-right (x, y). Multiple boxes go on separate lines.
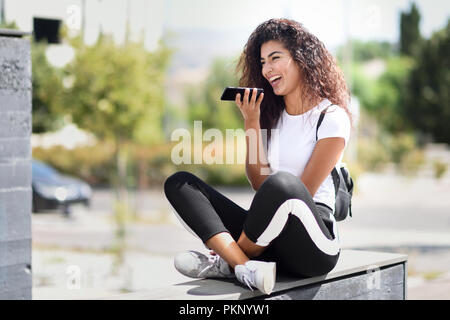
top-left (235, 88), bottom-right (270, 191)
top-left (301, 137), bottom-right (345, 197)
top-left (244, 119), bottom-right (271, 191)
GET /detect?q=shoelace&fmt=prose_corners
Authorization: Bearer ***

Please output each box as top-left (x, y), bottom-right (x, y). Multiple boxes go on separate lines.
top-left (239, 266), bottom-right (256, 291)
top-left (198, 254), bottom-right (221, 278)
top-left (241, 274), bottom-right (255, 291)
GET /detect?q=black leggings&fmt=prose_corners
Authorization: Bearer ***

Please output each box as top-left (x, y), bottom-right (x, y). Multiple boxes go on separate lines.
top-left (164, 170), bottom-right (340, 277)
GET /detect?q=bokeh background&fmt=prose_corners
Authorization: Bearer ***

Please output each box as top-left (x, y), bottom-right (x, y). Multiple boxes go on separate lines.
top-left (1, 0), bottom-right (449, 299)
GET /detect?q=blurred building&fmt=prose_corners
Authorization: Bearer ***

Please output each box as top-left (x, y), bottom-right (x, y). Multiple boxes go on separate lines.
top-left (31, 123), bottom-right (97, 150)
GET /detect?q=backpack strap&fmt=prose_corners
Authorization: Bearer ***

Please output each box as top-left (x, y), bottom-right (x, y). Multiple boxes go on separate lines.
top-left (330, 168), bottom-right (340, 197)
top-left (315, 101), bottom-right (333, 140)
top-left (340, 166), bottom-right (354, 217)
top-left (316, 108), bottom-right (340, 197)
top-left (316, 112), bottom-right (326, 141)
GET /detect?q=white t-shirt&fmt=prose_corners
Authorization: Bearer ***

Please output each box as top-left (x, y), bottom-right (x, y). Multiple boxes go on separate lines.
top-left (267, 99), bottom-right (351, 211)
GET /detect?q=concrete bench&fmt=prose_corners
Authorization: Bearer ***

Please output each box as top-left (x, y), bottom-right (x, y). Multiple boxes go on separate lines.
top-left (105, 249), bottom-right (408, 300)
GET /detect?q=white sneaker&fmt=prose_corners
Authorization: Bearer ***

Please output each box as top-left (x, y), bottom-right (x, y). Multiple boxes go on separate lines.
top-left (174, 250), bottom-right (235, 279)
top-left (234, 260), bottom-right (276, 295)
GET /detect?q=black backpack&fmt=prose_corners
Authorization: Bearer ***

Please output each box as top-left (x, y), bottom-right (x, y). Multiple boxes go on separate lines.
top-left (316, 109), bottom-right (354, 221)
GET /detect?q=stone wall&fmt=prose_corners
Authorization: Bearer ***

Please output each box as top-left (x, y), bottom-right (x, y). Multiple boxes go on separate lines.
top-left (0, 32), bottom-right (32, 299)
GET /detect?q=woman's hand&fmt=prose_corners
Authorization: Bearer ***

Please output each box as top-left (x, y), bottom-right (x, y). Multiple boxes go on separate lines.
top-left (235, 88), bottom-right (264, 123)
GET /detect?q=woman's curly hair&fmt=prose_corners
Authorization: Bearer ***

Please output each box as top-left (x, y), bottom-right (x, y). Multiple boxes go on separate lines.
top-left (236, 18), bottom-right (351, 140)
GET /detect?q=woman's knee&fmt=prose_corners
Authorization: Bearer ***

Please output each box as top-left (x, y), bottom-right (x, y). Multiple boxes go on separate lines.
top-left (262, 171), bottom-right (308, 197)
top-left (163, 170), bottom-right (194, 196)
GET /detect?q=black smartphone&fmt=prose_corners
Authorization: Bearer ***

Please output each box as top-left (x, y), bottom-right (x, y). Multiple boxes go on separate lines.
top-left (220, 87), bottom-right (264, 102)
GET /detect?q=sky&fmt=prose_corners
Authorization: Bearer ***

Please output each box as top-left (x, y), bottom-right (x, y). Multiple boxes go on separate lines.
top-left (162, 0), bottom-right (450, 47)
top-left (3, 0), bottom-right (449, 121)
top-left (5, 0), bottom-right (449, 51)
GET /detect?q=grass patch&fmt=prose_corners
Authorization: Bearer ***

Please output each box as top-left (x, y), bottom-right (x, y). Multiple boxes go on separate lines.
top-left (422, 271), bottom-right (445, 281)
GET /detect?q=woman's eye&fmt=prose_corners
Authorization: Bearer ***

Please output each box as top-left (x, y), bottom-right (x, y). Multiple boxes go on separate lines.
top-left (272, 56), bottom-right (279, 61)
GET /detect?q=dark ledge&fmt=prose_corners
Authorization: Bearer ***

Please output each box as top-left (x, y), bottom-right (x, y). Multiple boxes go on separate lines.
top-left (0, 29), bottom-right (32, 38)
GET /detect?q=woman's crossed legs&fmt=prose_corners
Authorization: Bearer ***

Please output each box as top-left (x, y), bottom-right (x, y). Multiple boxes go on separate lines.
top-left (163, 170), bottom-right (339, 278)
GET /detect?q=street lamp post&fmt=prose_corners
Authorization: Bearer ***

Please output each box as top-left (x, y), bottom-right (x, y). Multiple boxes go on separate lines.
top-left (0, 0), bottom-right (5, 25)
top-left (125, 0), bottom-right (130, 43)
top-left (81, 0), bottom-right (85, 42)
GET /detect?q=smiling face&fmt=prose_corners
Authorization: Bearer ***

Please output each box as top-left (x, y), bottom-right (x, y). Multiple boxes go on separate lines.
top-left (260, 40), bottom-right (303, 97)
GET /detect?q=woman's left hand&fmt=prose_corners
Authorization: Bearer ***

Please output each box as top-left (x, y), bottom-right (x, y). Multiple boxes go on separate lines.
top-left (235, 88), bottom-right (264, 123)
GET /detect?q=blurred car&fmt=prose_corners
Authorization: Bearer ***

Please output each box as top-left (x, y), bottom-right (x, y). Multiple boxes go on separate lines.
top-left (32, 159), bottom-right (92, 214)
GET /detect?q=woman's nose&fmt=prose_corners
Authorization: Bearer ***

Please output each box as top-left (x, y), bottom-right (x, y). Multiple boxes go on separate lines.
top-left (264, 65), bottom-right (273, 78)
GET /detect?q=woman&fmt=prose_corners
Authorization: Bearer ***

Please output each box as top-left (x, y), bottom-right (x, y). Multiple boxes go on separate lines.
top-left (164, 18), bottom-right (352, 295)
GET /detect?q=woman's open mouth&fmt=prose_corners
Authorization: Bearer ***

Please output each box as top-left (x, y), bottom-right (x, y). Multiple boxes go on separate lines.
top-left (269, 75), bottom-right (282, 88)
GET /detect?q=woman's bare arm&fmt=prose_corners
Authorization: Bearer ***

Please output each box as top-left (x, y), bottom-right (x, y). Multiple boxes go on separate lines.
top-left (235, 88), bottom-right (271, 191)
top-left (244, 119), bottom-right (271, 191)
top-left (301, 137), bottom-right (345, 197)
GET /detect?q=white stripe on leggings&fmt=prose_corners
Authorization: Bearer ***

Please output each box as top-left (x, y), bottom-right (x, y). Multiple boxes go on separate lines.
top-left (255, 199), bottom-right (340, 256)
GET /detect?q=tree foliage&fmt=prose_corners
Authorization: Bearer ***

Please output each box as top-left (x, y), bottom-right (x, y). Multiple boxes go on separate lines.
top-left (31, 42), bottom-right (65, 133)
top-left (0, 21), bottom-right (65, 133)
top-left (337, 40), bottom-right (397, 63)
top-left (400, 2), bottom-right (422, 56)
top-left (185, 57), bottom-right (241, 131)
top-left (404, 20), bottom-right (450, 143)
top-left (63, 34), bottom-right (172, 146)
top-left (342, 3), bottom-right (449, 144)
top-left (362, 57), bottom-right (415, 133)
top-left (60, 34), bottom-right (172, 199)
top-left (0, 20), bottom-right (18, 29)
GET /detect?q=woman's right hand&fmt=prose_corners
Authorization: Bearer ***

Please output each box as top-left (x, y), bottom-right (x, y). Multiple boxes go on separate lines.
top-left (235, 88), bottom-right (264, 123)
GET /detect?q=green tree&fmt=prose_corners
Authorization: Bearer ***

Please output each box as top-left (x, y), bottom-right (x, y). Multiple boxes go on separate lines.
top-left (1, 20), bottom-right (66, 133)
top-left (368, 56), bottom-right (415, 133)
top-left (0, 20), bottom-right (18, 29)
top-left (337, 40), bottom-right (396, 63)
top-left (63, 34), bottom-right (172, 200)
top-left (400, 2), bottom-right (422, 56)
top-left (180, 57), bottom-right (249, 185)
top-left (404, 20), bottom-right (450, 143)
top-left (186, 56), bottom-right (241, 131)
top-left (31, 42), bottom-right (65, 133)
top-left (348, 55), bottom-right (414, 134)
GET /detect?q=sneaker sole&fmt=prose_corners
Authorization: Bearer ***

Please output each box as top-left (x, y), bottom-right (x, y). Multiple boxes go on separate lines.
top-left (252, 262), bottom-right (276, 295)
top-left (263, 262), bottom-right (276, 295)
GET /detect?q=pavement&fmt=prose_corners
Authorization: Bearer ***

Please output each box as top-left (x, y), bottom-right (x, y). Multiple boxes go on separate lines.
top-left (31, 169), bottom-right (450, 300)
